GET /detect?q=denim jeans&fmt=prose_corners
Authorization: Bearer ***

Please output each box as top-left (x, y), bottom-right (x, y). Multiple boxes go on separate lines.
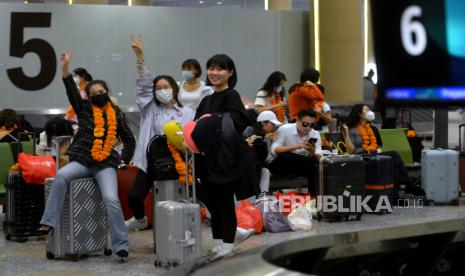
top-left (41, 161), bottom-right (128, 252)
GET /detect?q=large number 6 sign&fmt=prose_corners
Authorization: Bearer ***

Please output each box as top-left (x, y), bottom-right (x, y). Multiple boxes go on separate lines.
top-left (7, 12), bottom-right (56, 91)
top-left (400, 5), bottom-right (427, 56)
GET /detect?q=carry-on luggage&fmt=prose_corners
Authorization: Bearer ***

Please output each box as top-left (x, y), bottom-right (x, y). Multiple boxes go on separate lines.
top-left (154, 150), bottom-right (201, 268)
top-left (459, 124), bottom-right (465, 195)
top-left (44, 136), bottom-right (112, 260)
top-left (117, 165), bottom-right (154, 226)
top-left (363, 155), bottom-right (394, 213)
top-left (3, 132), bottom-right (45, 241)
top-left (317, 155), bottom-right (365, 221)
top-left (421, 149), bottom-right (460, 205)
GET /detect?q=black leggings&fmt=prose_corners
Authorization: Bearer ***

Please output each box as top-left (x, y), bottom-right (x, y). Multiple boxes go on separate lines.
top-left (128, 168), bottom-right (152, 219)
top-left (201, 180), bottom-right (236, 243)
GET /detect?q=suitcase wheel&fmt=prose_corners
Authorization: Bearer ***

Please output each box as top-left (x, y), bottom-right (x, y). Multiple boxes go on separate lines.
top-left (450, 199), bottom-right (459, 206)
top-left (46, 251), bottom-right (55, 259)
top-left (154, 260), bottom-right (162, 268)
top-left (104, 248), bottom-right (112, 256)
top-left (5, 233), bottom-right (11, 241)
top-left (70, 254), bottom-right (79, 262)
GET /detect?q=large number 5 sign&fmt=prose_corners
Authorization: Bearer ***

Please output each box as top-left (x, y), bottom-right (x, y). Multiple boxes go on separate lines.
top-left (7, 12), bottom-right (56, 91)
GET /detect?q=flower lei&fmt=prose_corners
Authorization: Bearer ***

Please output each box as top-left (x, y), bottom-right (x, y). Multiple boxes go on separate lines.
top-left (167, 141), bottom-right (192, 185)
top-left (407, 129), bottom-right (417, 138)
top-left (91, 102), bottom-right (117, 162)
top-left (0, 124), bottom-right (17, 131)
top-left (356, 123), bottom-right (378, 153)
top-left (270, 93), bottom-right (286, 123)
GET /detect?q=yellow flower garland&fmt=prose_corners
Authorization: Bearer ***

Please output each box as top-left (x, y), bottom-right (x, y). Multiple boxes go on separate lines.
top-left (356, 123), bottom-right (378, 153)
top-left (91, 102), bottom-right (117, 162)
top-left (167, 140), bottom-right (192, 185)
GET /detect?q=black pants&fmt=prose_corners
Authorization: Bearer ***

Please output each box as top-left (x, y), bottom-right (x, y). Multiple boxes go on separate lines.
top-left (128, 168), bottom-right (152, 219)
top-left (201, 180), bottom-right (236, 243)
top-left (267, 152), bottom-right (317, 195)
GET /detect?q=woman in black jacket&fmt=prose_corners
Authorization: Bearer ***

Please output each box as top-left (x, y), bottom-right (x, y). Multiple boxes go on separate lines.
top-left (38, 50), bottom-right (136, 259)
top-left (194, 54), bottom-right (258, 258)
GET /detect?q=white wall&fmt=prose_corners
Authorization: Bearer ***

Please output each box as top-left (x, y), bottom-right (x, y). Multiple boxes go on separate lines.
top-left (0, 3), bottom-right (309, 112)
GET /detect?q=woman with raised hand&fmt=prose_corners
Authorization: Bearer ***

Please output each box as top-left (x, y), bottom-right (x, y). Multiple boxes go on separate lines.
top-left (125, 36), bottom-right (193, 231)
top-left (39, 50), bottom-right (136, 259)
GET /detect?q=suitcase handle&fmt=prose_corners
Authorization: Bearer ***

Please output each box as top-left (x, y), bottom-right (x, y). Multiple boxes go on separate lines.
top-left (184, 149), bottom-right (197, 203)
top-left (52, 136), bottom-right (72, 171)
top-left (459, 124), bottom-right (465, 152)
top-left (17, 131), bottom-right (38, 155)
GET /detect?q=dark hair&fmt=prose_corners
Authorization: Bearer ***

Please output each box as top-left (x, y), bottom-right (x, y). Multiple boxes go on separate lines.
top-left (73, 67), bottom-right (93, 82)
top-left (152, 75), bottom-right (183, 107)
top-left (316, 83), bottom-right (325, 94)
top-left (0, 108), bottom-right (21, 129)
top-left (84, 80), bottom-right (111, 98)
top-left (182, 59), bottom-right (202, 79)
top-left (44, 117), bottom-right (74, 146)
top-left (205, 54), bottom-right (237, 88)
top-left (346, 104), bottom-right (366, 128)
top-left (300, 68), bottom-right (320, 83)
top-left (260, 71), bottom-right (287, 97)
top-left (297, 109), bottom-right (316, 120)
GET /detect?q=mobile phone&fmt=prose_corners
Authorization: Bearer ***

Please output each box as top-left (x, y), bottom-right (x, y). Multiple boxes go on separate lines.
top-left (308, 138), bottom-right (318, 144)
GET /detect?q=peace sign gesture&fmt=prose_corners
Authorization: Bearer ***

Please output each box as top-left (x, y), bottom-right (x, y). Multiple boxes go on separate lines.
top-left (131, 35), bottom-right (144, 61)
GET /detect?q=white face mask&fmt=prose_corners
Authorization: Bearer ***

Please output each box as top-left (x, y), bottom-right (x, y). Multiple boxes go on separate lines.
top-left (155, 88), bottom-right (174, 104)
top-left (275, 85), bottom-right (284, 92)
top-left (182, 71), bottom-right (194, 80)
top-left (73, 76), bottom-right (81, 86)
top-left (365, 110), bottom-right (375, 121)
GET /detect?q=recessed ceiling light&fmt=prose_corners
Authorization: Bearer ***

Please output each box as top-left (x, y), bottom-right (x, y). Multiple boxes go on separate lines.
top-left (217, 1), bottom-right (222, 4)
top-left (199, 0), bottom-right (204, 4)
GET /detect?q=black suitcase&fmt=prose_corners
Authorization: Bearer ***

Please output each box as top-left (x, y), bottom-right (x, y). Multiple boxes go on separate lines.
top-left (363, 155), bottom-right (394, 213)
top-left (317, 155), bottom-right (364, 221)
top-left (3, 171), bottom-right (45, 241)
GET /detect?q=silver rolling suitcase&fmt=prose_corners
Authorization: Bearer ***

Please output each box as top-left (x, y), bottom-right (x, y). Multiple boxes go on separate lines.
top-left (421, 149), bottom-right (460, 205)
top-left (44, 137), bottom-right (112, 260)
top-left (154, 151), bottom-right (202, 268)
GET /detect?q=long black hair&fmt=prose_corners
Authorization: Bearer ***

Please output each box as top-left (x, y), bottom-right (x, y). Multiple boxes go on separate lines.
top-left (205, 54), bottom-right (237, 88)
top-left (260, 71), bottom-right (287, 97)
top-left (346, 104), bottom-right (366, 128)
top-left (44, 117), bottom-right (74, 146)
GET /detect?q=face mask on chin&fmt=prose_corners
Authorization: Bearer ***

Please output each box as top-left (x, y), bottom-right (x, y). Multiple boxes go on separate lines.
top-left (275, 85), bottom-right (284, 92)
top-left (155, 89), bottom-right (174, 104)
top-left (73, 76), bottom-right (81, 86)
top-left (90, 93), bottom-right (109, 107)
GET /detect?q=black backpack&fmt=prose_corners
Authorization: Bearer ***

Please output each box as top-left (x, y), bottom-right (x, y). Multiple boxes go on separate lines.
top-left (146, 135), bottom-right (179, 180)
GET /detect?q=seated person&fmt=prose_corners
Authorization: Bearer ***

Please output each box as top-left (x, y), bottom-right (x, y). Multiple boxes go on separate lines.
top-left (268, 109), bottom-right (322, 195)
top-left (247, 110), bottom-right (282, 195)
top-left (287, 68), bottom-right (324, 122)
top-left (37, 117), bottom-right (75, 168)
top-left (341, 104), bottom-right (424, 196)
top-left (254, 71), bottom-right (288, 123)
top-left (0, 108), bottom-right (28, 143)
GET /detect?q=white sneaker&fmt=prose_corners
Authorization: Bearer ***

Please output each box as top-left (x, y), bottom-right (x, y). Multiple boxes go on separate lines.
top-left (217, 242), bottom-right (234, 257)
top-left (234, 227), bottom-right (255, 244)
top-left (125, 216), bottom-right (148, 231)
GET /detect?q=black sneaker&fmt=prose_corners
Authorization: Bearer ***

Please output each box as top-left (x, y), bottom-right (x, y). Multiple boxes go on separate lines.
top-left (116, 249), bottom-right (128, 258)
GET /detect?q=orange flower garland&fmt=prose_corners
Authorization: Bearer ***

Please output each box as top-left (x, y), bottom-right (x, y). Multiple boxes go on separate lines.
top-left (1, 124), bottom-right (17, 131)
top-left (356, 123), bottom-right (378, 153)
top-left (167, 141), bottom-right (193, 185)
top-left (270, 93), bottom-right (286, 123)
top-left (407, 129), bottom-right (417, 138)
top-left (91, 102), bottom-right (117, 162)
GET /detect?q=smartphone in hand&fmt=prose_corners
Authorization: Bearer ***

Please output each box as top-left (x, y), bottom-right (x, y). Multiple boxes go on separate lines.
top-left (308, 137), bottom-right (318, 145)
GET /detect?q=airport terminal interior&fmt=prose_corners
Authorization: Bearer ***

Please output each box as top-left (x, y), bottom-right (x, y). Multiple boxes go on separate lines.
top-left (2, 0), bottom-right (465, 275)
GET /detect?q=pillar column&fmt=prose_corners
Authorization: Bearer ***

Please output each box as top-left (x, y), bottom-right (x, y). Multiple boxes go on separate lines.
top-left (268, 0), bottom-right (292, 11)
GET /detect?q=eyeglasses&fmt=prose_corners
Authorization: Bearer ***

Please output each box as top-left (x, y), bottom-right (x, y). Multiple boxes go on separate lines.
top-left (301, 121), bottom-right (315, 128)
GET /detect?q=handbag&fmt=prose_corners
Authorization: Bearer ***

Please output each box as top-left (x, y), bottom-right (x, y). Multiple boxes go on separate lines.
top-left (18, 152), bottom-right (56, 184)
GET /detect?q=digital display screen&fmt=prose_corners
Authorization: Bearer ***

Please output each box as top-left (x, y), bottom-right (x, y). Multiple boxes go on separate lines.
top-left (371, 0), bottom-right (465, 106)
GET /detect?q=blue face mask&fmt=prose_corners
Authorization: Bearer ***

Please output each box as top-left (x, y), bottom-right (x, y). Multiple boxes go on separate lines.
top-left (182, 71), bottom-right (194, 80)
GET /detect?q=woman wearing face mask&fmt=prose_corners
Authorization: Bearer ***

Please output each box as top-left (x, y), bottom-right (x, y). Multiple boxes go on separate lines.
top-left (194, 54), bottom-right (258, 258)
top-left (342, 104), bottom-right (424, 196)
top-left (38, 50), bottom-right (136, 259)
top-left (64, 68), bottom-right (93, 124)
top-left (177, 59), bottom-right (213, 112)
top-left (124, 36), bottom-right (193, 231)
top-left (254, 71), bottom-right (288, 123)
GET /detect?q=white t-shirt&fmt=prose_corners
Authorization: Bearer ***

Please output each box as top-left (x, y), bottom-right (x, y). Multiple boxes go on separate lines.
top-left (271, 123), bottom-right (322, 157)
top-left (322, 102), bottom-right (331, 113)
top-left (177, 80), bottom-right (214, 111)
top-left (254, 90), bottom-right (270, 107)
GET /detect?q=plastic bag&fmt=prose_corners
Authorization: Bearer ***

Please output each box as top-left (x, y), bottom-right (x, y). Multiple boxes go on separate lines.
top-left (276, 191), bottom-right (312, 217)
top-left (287, 206), bottom-right (313, 231)
top-left (256, 199), bottom-right (291, 233)
top-left (236, 200), bottom-right (263, 234)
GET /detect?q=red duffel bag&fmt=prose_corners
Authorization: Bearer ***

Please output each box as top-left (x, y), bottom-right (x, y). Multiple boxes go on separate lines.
top-left (18, 152), bottom-right (56, 184)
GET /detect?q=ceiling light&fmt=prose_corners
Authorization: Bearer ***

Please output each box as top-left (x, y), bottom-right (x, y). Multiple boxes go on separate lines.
top-left (199, 0), bottom-right (204, 4)
top-left (217, 1), bottom-right (222, 5)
